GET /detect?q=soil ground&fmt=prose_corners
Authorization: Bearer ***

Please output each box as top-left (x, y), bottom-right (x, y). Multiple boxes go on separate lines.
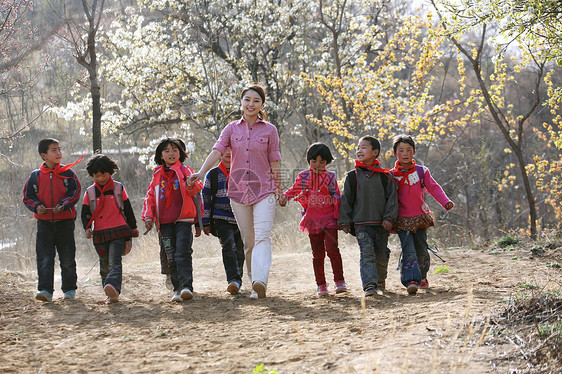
top-left (1, 237), bottom-right (560, 373)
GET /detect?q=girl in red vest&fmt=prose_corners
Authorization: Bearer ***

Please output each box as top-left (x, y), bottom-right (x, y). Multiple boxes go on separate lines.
top-left (81, 154), bottom-right (139, 303)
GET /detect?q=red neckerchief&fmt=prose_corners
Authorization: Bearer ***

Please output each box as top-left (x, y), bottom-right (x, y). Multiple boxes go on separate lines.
top-left (39, 155), bottom-right (84, 179)
top-left (391, 160), bottom-right (416, 190)
top-left (86, 177), bottom-right (115, 229)
top-left (306, 168), bottom-right (330, 195)
top-left (354, 159), bottom-right (390, 173)
top-left (161, 167), bottom-right (177, 209)
top-left (218, 161), bottom-right (230, 187)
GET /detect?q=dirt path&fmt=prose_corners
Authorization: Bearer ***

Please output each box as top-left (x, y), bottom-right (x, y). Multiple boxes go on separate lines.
top-left (1, 242), bottom-right (560, 373)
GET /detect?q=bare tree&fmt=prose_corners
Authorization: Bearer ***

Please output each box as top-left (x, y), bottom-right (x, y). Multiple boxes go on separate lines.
top-left (56, 0), bottom-right (105, 153)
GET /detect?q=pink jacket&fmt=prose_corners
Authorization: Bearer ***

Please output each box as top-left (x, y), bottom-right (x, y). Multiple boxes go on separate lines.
top-left (393, 165), bottom-right (452, 217)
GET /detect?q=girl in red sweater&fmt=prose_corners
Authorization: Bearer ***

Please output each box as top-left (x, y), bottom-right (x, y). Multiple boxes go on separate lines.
top-left (280, 143), bottom-right (347, 296)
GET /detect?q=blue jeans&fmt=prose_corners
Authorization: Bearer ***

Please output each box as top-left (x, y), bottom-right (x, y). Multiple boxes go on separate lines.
top-left (398, 230), bottom-right (422, 287)
top-left (36, 219), bottom-right (77, 294)
top-left (412, 229), bottom-right (430, 279)
top-left (355, 225), bottom-right (389, 291)
top-left (159, 222), bottom-right (193, 292)
top-left (96, 238), bottom-right (125, 293)
top-left (215, 219), bottom-right (245, 285)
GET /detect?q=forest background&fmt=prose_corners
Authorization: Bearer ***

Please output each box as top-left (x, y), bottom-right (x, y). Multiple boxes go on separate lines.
top-left (1, 0), bottom-right (562, 268)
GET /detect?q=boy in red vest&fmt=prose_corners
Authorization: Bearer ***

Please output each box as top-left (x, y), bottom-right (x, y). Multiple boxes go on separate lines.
top-left (23, 138), bottom-right (82, 302)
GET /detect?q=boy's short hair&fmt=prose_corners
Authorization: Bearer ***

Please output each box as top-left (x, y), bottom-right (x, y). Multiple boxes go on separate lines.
top-left (358, 136), bottom-right (381, 151)
top-left (86, 154), bottom-right (119, 176)
top-left (392, 134), bottom-right (416, 153)
top-left (306, 142), bottom-right (334, 164)
top-left (38, 138), bottom-right (59, 155)
top-left (154, 138), bottom-right (188, 165)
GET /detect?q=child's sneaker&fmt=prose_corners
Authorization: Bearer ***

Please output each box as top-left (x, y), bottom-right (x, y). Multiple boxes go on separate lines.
top-left (252, 281), bottom-right (266, 299)
top-left (317, 283), bottom-right (329, 297)
top-left (250, 290), bottom-right (259, 300)
top-left (35, 290), bottom-right (52, 303)
top-left (377, 280), bottom-right (386, 292)
top-left (171, 291), bottom-right (182, 302)
top-left (335, 281), bottom-right (347, 293)
top-left (364, 286), bottom-right (377, 297)
top-left (227, 281), bottom-right (241, 295)
top-left (104, 284), bottom-right (119, 303)
top-left (407, 281), bottom-right (418, 295)
top-left (419, 279), bottom-right (429, 289)
top-left (180, 288), bottom-right (193, 300)
top-left (63, 290), bottom-right (76, 300)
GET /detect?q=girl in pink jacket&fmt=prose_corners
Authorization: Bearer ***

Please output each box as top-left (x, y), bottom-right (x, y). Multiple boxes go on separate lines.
top-left (142, 138), bottom-right (203, 302)
top-left (390, 135), bottom-right (454, 295)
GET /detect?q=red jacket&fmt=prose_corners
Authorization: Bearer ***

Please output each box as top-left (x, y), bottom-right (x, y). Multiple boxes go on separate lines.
top-left (141, 161), bottom-right (203, 228)
top-left (22, 163), bottom-right (81, 221)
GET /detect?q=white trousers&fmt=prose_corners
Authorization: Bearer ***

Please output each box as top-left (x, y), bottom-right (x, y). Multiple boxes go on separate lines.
top-left (230, 195), bottom-right (276, 285)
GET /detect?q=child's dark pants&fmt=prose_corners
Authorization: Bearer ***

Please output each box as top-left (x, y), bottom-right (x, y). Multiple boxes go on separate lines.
top-left (309, 228), bottom-right (344, 286)
top-left (355, 225), bottom-right (389, 291)
top-left (215, 219), bottom-right (245, 285)
top-left (96, 238), bottom-right (125, 293)
top-left (159, 222), bottom-right (193, 292)
top-left (36, 219), bottom-right (77, 294)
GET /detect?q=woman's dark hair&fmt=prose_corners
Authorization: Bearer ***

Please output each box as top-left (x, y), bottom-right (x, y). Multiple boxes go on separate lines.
top-left (358, 136), bottom-right (381, 151)
top-left (392, 134), bottom-right (416, 153)
top-left (154, 138), bottom-right (188, 166)
top-left (86, 154), bottom-right (119, 176)
top-left (38, 138), bottom-right (59, 155)
top-left (240, 84), bottom-right (267, 121)
top-left (306, 142), bottom-right (334, 164)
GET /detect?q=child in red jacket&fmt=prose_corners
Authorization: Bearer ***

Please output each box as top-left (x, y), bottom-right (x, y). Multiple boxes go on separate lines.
top-left (23, 138), bottom-right (82, 302)
top-left (81, 154), bottom-right (139, 303)
top-left (142, 138), bottom-right (203, 302)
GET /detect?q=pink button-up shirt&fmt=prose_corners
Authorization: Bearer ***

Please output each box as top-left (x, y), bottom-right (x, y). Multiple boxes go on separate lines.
top-left (213, 117), bottom-right (281, 205)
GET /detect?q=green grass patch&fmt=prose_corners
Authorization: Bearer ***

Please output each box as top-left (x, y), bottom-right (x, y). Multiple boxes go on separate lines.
top-left (434, 265), bottom-right (450, 274)
top-left (498, 235), bottom-right (519, 247)
top-left (253, 364), bottom-right (278, 374)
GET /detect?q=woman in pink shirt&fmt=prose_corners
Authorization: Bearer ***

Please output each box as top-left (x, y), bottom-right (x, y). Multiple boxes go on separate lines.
top-left (189, 85), bottom-right (282, 300)
top-left (390, 134), bottom-right (454, 295)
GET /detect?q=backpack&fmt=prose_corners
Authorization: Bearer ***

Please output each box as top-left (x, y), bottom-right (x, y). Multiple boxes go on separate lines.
top-left (87, 182), bottom-right (124, 214)
top-left (208, 167), bottom-right (220, 237)
top-left (86, 182), bottom-right (132, 253)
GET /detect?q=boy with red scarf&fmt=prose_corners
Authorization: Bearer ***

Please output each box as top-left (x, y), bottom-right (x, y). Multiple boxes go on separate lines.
top-left (340, 136), bottom-right (398, 297)
top-left (201, 148), bottom-right (245, 295)
top-left (81, 154), bottom-right (139, 303)
top-left (23, 138), bottom-right (82, 302)
top-left (391, 135), bottom-right (453, 295)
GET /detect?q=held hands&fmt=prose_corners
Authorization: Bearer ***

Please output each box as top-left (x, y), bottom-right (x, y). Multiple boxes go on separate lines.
top-left (203, 226), bottom-right (211, 236)
top-left (445, 202), bottom-right (454, 210)
top-left (85, 228), bottom-right (93, 239)
top-left (382, 220), bottom-right (393, 232)
top-left (342, 227), bottom-right (351, 234)
top-left (187, 173), bottom-right (201, 189)
top-left (195, 226), bottom-right (201, 238)
top-left (131, 228), bottom-right (140, 238)
top-left (36, 205), bottom-right (47, 215)
top-left (278, 194), bottom-right (287, 207)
